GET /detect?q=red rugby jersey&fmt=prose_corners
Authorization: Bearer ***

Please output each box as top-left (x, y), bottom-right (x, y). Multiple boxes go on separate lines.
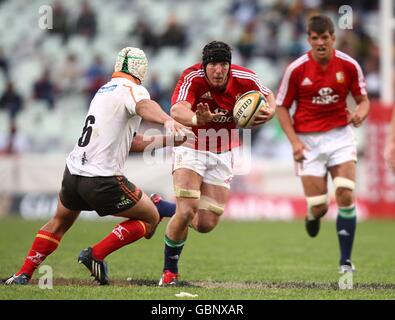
top-left (276, 49), bottom-right (367, 133)
top-left (172, 63), bottom-right (271, 152)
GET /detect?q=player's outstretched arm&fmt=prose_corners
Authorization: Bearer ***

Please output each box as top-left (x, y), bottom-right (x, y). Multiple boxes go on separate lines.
top-left (171, 101), bottom-right (224, 127)
top-left (130, 134), bottom-right (186, 152)
top-left (135, 99), bottom-right (192, 138)
top-left (136, 99), bottom-right (174, 124)
top-left (170, 101), bottom-right (197, 126)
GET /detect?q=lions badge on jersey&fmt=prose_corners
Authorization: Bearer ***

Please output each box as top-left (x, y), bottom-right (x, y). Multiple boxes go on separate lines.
top-left (336, 72), bottom-right (345, 83)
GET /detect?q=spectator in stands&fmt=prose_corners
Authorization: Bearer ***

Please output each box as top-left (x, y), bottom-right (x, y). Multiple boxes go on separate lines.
top-left (261, 24), bottom-right (281, 62)
top-left (129, 20), bottom-right (159, 53)
top-left (147, 72), bottom-right (167, 112)
top-left (236, 21), bottom-right (257, 64)
top-left (228, 0), bottom-right (261, 27)
top-left (75, 1), bottom-right (97, 40)
top-left (0, 47), bottom-right (9, 79)
top-left (33, 70), bottom-right (58, 110)
top-left (160, 15), bottom-right (187, 50)
top-left (84, 54), bottom-right (107, 103)
top-left (0, 82), bottom-right (23, 154)
top-left (48, 1), bottom-right (70, 44)
top-left (286, 28), bottom-right (305, 59)
top-left (57, 53), bottom-right (81, 95)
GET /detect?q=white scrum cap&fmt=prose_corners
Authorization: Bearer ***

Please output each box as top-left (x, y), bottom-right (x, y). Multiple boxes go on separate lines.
top-left (114, 47), bottom-right (148, 83)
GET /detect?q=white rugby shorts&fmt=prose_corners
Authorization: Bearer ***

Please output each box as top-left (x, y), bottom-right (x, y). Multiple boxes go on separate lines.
top-left (296, 125), bottom-right (357, 177)
top-left (172, 146), bottom-right (234, 188)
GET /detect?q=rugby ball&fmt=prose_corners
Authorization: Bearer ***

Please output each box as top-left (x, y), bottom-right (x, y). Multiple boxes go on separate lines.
top-left (233, 90), bottom-right (269, 128)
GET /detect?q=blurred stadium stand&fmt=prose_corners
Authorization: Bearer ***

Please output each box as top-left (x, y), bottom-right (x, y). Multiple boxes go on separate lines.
top-left (0, 0), bottom-right (383, 155)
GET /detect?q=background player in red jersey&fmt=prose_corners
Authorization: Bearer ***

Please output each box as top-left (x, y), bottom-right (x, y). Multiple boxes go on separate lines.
top-left (158, 41), bottom-right (276, 285)
top-left (276, 15), bottom-right (370, 273)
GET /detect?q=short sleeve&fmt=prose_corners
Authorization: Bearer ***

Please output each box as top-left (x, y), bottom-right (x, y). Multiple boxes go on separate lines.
top-left (348, 61), bottom-right (367, 97)
top-left (276, 66), bottom-right (298, 109)
top-left (171, 70), bottom-right (197, 106)
top-left (124, 84), bottom-right (151, 115)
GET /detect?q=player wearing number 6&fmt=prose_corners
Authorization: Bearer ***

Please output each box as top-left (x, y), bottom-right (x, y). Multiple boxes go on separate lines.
top-left (276, 15), bottom-right (370, 273)
top-left (1, 47), bottom-right (191, 286)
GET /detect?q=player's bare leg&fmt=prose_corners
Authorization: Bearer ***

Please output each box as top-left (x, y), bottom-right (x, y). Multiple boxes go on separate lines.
top-left (190, 182), bottom-right (229, 233)
top-left (2, 198), bottom-right (80, 285)
top-left (78, 193), bottom-right (160, 285)
top-left (113, 192), bottom-right (160, 238)
top-left (300, 175), bottom-right (328, 237)
top-left (160, 168), bottom-right (202, 285)
top-left (329, 161), bottom-right (357, 273)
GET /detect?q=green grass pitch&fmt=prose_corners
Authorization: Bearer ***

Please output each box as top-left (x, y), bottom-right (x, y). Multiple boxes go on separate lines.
top-left (0, 217), bottom-right (394, 300)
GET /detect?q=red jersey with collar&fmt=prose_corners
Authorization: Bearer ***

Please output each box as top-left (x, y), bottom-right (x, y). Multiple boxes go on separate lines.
top-left (172, 63), bottom-right (272, 152)
top-left (276, 49), bottom-right (367, 133)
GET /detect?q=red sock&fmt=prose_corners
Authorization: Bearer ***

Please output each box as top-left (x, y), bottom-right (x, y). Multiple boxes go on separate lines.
top-left (17, 230), bottom-right (61, 277)
top-left (92, 220), bottom-right (146, 260)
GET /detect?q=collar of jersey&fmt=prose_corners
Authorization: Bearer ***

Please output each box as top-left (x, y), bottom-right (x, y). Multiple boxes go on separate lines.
top-left (112, 72), bottom-right (140, 84)
top-left (308, 49), bottom-right (335, 70)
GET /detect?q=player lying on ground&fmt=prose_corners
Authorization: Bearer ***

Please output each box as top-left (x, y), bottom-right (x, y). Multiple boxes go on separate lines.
top-left (1, 47), bottom-right (190, 285)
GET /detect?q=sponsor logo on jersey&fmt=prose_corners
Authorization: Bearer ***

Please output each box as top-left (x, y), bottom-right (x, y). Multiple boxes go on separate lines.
top-left (98, 84), bottom-right (117, 93)
top-left (213, 108), bottom-right (233, 123)
top-left (336, 72), bottom-right (345, 83)
top-left (200, 91), bottom-right (213, 99)
top-left (301, 77), bottom-right (313, 86)
top-left (312, 87), bottom-right (339, 104)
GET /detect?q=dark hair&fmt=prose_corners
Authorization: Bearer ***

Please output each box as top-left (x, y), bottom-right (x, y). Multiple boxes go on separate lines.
top-left (307, 15), bottom-right (334, 35)
top-left (202, 41), bottom-right (232, 68)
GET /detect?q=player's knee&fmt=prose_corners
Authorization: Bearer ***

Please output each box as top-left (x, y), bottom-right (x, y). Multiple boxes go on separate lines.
top-left (194, 222), bottom-right (217, 233)
top-left (183, 206), bottom-right (199, 222)
top-left (143, 211), bottom-right (160, 235)
top-left (306, 194), bottom-right (328, 219)
top-left (194, 219), bottom-right (217, 233)
top-left (175, 188), bottom-right (200, 222)
top-left (336, 188), bottom-right (354, 207)
top-left (334, 177), bottom-right (355, 207)
top-left (177, 200), bottom-right (200, 222)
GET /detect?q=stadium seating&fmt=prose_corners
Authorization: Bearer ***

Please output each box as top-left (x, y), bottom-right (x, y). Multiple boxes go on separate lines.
top-left (0, 0), bottom-right (377, 155)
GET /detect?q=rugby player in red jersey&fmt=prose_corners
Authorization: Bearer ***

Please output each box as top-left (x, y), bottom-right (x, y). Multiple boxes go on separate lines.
top-left (276, 15), bottom-right (370, 273)
top-left (159, 41), bottom-right (276, 285)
